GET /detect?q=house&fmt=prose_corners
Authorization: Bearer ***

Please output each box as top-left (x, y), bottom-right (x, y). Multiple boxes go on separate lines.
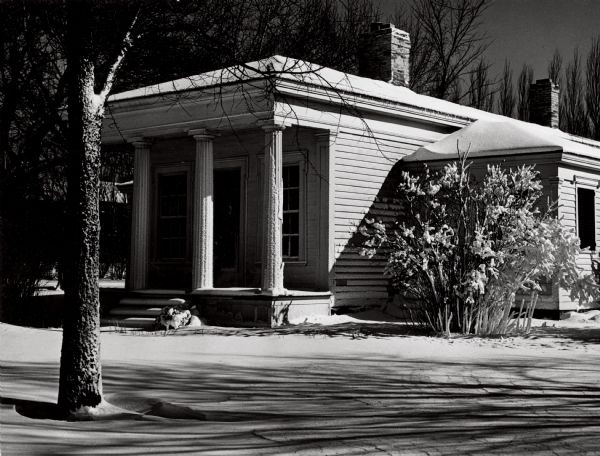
top-left (102, 23), bottom-right (600, 327)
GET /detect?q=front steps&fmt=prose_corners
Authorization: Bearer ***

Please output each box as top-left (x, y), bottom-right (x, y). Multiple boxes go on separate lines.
top-left (101, 290), bottom-right (187, 329)
top-left (102, 288), bottom-right (332, 329)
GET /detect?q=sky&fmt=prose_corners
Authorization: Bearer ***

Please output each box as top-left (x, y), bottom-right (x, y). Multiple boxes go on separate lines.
top-left (374, 0), bottom-right (600, 83)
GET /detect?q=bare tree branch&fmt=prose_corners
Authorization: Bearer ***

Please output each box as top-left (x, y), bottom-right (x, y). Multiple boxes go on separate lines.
top-left (98, 7), bottom-right (140, 103)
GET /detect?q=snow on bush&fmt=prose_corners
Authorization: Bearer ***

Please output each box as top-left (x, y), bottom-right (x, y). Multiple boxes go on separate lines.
top-left (155, 305), bottom-right (192, 331)
top-left (359, 158), bottom-right (598, 336)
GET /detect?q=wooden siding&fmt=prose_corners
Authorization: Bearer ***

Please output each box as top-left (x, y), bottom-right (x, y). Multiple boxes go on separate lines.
top-left (331, 130), bottom-right (442, 309)
top-left (557, 167), bottom-right (600, 310)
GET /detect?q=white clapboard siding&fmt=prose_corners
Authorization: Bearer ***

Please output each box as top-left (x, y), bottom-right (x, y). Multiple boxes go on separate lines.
top-left (332, 128), bottom-right (438, 308)
top-left (556, 170), bottom-right (600, 310)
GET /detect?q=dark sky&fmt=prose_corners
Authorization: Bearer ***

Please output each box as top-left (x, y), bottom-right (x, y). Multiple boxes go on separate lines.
top-left (374, 0), bottom-right (600, 83)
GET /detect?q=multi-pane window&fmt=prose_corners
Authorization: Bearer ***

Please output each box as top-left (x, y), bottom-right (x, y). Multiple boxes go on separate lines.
top-left (157, 173), bottom-right (188, 259)
top-left (577, 188), bottom-right (596, 250)
top-left (282, 164), bottom-right (300, 258)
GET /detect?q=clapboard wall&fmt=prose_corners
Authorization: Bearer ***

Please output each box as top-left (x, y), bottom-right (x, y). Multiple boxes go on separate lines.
top-left (558, 165), bottom-right (600, 310)
top-left (330, 128), bottom-right (446, 309)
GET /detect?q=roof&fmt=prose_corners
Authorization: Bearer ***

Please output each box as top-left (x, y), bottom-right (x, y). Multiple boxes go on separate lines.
top-left (406, 118), bottom-right (600, 162)
top-left (109, 55), bottom-right (600, 160)
top-left (108, 55), bottom-right (493, 122)
top-left (405, 118), bottom-right (600, 161)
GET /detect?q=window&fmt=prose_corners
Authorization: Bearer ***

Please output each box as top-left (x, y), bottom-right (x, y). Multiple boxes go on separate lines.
top-left (282, 164), bottom-right (300, 258)
top-left (577, 188), bottom-right (596, 250)
top-left (157, 173), bottom-right (188, 259)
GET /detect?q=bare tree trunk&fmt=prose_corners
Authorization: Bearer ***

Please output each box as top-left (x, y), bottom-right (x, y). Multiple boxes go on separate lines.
top-left (58, 0), bottom-right (104, 413)
top-left (497, 59), bottom-right (515, 117)
top-left (586, 37), bottom-right (600, 140)
top-left (548, 49), bottom-right (562, 86)
top-left (57, 0), bottom-right (137, 414)
top-left (517, 64), bottom-right (533, 121)
top-left (562, 48), bottom-right (588, 136)
top-left (466, 57), bottom-right (495, 112)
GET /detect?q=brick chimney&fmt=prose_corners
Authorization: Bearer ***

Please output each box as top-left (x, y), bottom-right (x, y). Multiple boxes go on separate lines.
top-left (529, 78), bottom-right (560, 128)
top-left (358, 23), bottom-right (410, 87)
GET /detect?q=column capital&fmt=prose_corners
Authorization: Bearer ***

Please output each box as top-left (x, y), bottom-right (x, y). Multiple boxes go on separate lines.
top-left (188, 128), bottom-right (218, 141)
top-left (130, 138), bottom-right (152, 149)
top-left (257, 119), bottom-right (287, 132)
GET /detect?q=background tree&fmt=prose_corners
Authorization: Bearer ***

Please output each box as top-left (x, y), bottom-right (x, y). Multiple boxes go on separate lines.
top-left (586, 37), bottom-right (600, 140)
top-left (393, 0), bottom-right (491, 100)
top-left (516, 63), bottom-right (533, 121)
top-left (547, 48), bottom-right (562, 86)
top-left (466, 57), bottom-right (495, 111)
top-left (0, 3), bottom-right (69, 311)
top-left (561, 48), bottom-right (588, 136)
top-left (117, 0), bottom-right (379, 92)
top-left (497, 59), bottom-right (515, 117)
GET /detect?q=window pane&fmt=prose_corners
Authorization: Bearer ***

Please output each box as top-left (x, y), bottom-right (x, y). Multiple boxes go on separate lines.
top-left (285, 188), bottom-right (299, 210)
top-left (283, 213), bottom-right (292, 233)
top-left (283, 164), bottom-right (300, 188)
top-left (282, 164), bottom-right (300, 258)
top-left (157, 173), bottom-right (187, 259)
top-left (283, 212), bottom-right (299, 235)
top-left (578, 188), bottom-right (596, 250)
top-left (289, 235), bottom-right (299, 257)
top-left (282, 236), bottom-right (290, 257)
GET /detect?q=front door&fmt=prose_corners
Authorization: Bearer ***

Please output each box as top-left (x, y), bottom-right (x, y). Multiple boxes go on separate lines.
top-left (213, 161), bottom-right (245, 287)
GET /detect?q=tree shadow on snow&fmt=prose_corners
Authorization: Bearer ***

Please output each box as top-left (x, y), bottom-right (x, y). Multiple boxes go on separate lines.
top-left (2, 354), bottom-right (600, 454)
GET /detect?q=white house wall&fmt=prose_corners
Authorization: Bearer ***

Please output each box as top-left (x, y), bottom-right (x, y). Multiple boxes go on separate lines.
top-left (558, 165), bottom-right (600, 311)
top-left (276, 98), bottom-right (455, 309)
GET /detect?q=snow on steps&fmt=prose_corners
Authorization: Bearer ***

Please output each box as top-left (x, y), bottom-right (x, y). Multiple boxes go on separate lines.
top-left (102, 293), bottom-right (188, 329)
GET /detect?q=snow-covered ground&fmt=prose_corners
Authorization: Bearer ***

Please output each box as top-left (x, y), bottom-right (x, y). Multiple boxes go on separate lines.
top-left (1, 313), bottom-right (600, 455)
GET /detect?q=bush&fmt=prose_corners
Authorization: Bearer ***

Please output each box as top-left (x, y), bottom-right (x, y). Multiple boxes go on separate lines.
top-left (360, 158), bottom-right (597, 336)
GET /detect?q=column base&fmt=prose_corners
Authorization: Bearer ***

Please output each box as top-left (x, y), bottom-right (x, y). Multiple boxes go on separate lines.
top-left (260, 287), bottom-right (288, 297)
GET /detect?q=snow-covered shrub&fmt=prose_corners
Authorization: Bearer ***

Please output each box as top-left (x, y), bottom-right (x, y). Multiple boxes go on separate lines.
top-left (155, 305), bottom-right (192, 331)
top-left (360, 159), bottom-right (597, 336)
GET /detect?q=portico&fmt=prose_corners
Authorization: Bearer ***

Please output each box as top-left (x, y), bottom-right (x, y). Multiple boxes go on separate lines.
top-left (103, 80), bottom-right (334, 326)
top-left (125, 119), bottom-right (298, 294)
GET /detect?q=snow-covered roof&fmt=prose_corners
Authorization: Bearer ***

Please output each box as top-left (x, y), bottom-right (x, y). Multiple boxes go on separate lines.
top-left (108, 55), bottom-right (492, 122)
top-left (109, 55), bottom-right (600, 160)
top-left (405, 118), bottom-right (600, 161)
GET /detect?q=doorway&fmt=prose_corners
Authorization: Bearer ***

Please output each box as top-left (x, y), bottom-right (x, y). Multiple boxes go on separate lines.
top-left (214, 160), bottom-right (246, 287)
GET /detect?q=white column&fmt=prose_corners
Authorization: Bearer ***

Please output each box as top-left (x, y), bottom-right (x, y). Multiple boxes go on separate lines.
top-left (261, 122), bottom-right (286, 295)
top-left (130, 139), bottom-right (151, 290)
top-left (191, 130), bottom-right (214, 289)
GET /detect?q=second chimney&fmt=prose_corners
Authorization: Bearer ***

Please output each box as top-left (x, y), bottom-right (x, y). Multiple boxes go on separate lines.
top-left (358, 23), bottom-right (410, 87)
top-left (529, 78), bottom-right (560, 128)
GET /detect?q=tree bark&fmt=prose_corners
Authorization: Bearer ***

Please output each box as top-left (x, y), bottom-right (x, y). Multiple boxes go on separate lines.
top-left (58, 0), bottom-right (104, 413)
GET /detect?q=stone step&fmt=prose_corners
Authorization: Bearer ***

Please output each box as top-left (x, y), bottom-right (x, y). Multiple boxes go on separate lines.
top-left (108, 306), bottom-right (163, 317)
top-left (119, 297), bottom-right (187, 307)
top-left (101, 317), bottom-right (155, 329)
top-left (130, 289), bottom-right (186, 297)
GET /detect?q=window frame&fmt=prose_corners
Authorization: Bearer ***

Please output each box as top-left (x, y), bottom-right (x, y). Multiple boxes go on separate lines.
top-left (576, 185), bottom-right (597, 251)
top-left (282, 162), bottom-right (302, 260)
top-left (256, 151), bottom-right (307, 264)
top-left (152, 164), bottom-right (192, 262)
